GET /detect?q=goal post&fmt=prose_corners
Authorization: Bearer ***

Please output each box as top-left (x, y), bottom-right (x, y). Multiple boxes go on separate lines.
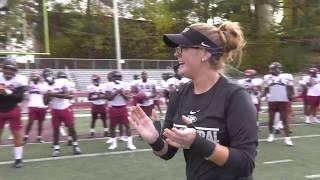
top-left (0, 0), bottom-right (50, 55)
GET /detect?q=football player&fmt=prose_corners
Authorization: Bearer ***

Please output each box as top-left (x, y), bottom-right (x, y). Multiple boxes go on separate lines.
top-left (263, 62), bottom-right (294, 146)
top-left (237, 69), bottom-right (263, 127)
top-left (44, 71), bottom-right (82, 157)
top-left (160, 73), bottom-right (170, 106)
top-left (87, 74), bottom-right (108, 138)
top-left (42, 69), bottom-right (71, 144)
top-left (300, 67), bottom-right (320, 124)
top-left (0, 58), bottom-right (28, 168)
top-left (132, 71), bottom-right (157, 117)
top-left (23, 71), bottom-right (48, 144)
top-left (105, 71), bottom-right (136, 150)
top-left (167, 64), bottom-right (190, 95)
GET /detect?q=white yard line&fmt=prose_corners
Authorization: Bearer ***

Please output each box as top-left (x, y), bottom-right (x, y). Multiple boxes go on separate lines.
top-left (1, 134), bottom-right (320, 165)
top-left (305, 175), bottom-right (320, 179)
top-left (21, 110), bottom-right (168, 120)
top-left (0, 149), bottom-right (152, 165)
top-left (0, 135), bottom-right (138, 147)
top-left (263, 159), bottom-right (294, 164)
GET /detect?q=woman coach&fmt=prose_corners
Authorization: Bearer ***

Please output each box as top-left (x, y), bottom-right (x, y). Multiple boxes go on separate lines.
top-left (130, 21), bottom-right (258, 180)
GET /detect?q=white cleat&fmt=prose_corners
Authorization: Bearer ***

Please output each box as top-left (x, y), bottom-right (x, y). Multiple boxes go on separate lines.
top-left (127, 143), bottom-right (136, 150)
top-left (284, 137), bottom-right (294, 146)
top-left (267, 134), bottom-right (274, 143)
top-left (304, 120), bottom-right (312, 124)
top-left (105, 138), bottom-right (113, 144)
top-left (108, 143), bottom-right (117, 150)
top-left (126, 136), bottom-right (136, 150)
top-left (312, 119), bottom-right (320, 124)
top-left (52, 150), bottom-right (60, 157)
top-left (73, 146), bottom-right (82, 155)
top-left (305, 119), bottom-right (312, 124)
top-left (108, 138), bottom-right (117, 150)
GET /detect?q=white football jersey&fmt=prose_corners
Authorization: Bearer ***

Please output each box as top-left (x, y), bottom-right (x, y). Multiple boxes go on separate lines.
top-left (154, 85), bottom-right (162, 100)
top-left (28, 81), bottom-right (49, 108)
top-left (134, 79), bottom-right (157, 106)
top-left (160, 80), bottom-right (169, 90)
top-left (87, 84), bottom-right (107, 105)
top-left (105, 81), bottom-right (130, 106)
top-left (167, 77), bottom-right (190, 91)
top-left (238, 78), bottom-right (263, 104)
top-left (129, 80), bottom-right (140, 88)
top-left (301, 74), bottom-right (320, 96)
top-left (298, 79), bottom-right (305, 86)
top-left (48, 78), bottom-right (75, 110)
top-left (264, 73), bottom-right (293, 102)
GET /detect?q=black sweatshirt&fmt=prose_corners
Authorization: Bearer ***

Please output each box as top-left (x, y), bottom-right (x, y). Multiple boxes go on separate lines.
top-left (161, 76), bottom-right (258, 180)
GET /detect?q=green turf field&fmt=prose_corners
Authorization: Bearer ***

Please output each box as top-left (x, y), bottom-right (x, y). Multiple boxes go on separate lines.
top-left (1, 106), bottom-right (320, 180)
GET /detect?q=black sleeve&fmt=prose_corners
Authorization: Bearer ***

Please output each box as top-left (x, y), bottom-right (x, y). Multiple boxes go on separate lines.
top-left (153, 121), bottom-right (162, 134)
top-left (223, 89), bottom-right (258, 177)
top-left (158, 89), bottom-right (179, 160)
top-left (6, 86), bottom-right (26, 102)
top-left (161, 91), bottom-right (177, 130)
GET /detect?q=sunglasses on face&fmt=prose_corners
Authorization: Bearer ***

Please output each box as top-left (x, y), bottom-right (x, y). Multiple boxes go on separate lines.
top-left (174, 46), bottom-right (202, 56)
top-left (175, 45), bottom-right (224, 54)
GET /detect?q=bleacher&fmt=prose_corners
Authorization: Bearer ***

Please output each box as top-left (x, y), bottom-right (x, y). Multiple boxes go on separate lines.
top-left (19, 69), bottom-right (172, 91)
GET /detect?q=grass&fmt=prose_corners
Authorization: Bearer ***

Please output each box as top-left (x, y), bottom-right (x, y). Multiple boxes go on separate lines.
top-left (1, 105), bottom-right (320, 180)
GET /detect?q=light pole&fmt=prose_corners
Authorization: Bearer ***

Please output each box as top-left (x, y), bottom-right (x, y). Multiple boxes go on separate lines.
top-left (113, 0), bottom-right (122, 71)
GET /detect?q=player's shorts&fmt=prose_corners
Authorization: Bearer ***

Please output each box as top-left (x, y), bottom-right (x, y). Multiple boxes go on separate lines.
top-left (91, 104), bottom-right (107, 121)
top-left (268, 102), bottom-right (289, 113)
top-left (51, 106), bottom-right (74, 128)
top-left (109, 106), bottom-right (128, 126)
top-left (163, 90), bottom-right (170, 99)
top-left (306, 96), bottom-right (320, 107)
top-left (302, 92), bottom-right (307, 104)
top-left (254, 103), bottom-right (260, 112)
top-left (153, 99), bottom-right (160, 106)
top-left (91, 104), bottom-right (106, 113)
top-left (0, 106), bottom-right (22, 131)
top-left (140, 105), bottom-right (154, 117)
top-left (28, 107), bottom-right (47, 122)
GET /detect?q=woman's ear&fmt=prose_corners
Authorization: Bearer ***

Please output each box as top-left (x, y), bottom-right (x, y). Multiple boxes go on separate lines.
top-left (201, 52), bottom-right (212, 62)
